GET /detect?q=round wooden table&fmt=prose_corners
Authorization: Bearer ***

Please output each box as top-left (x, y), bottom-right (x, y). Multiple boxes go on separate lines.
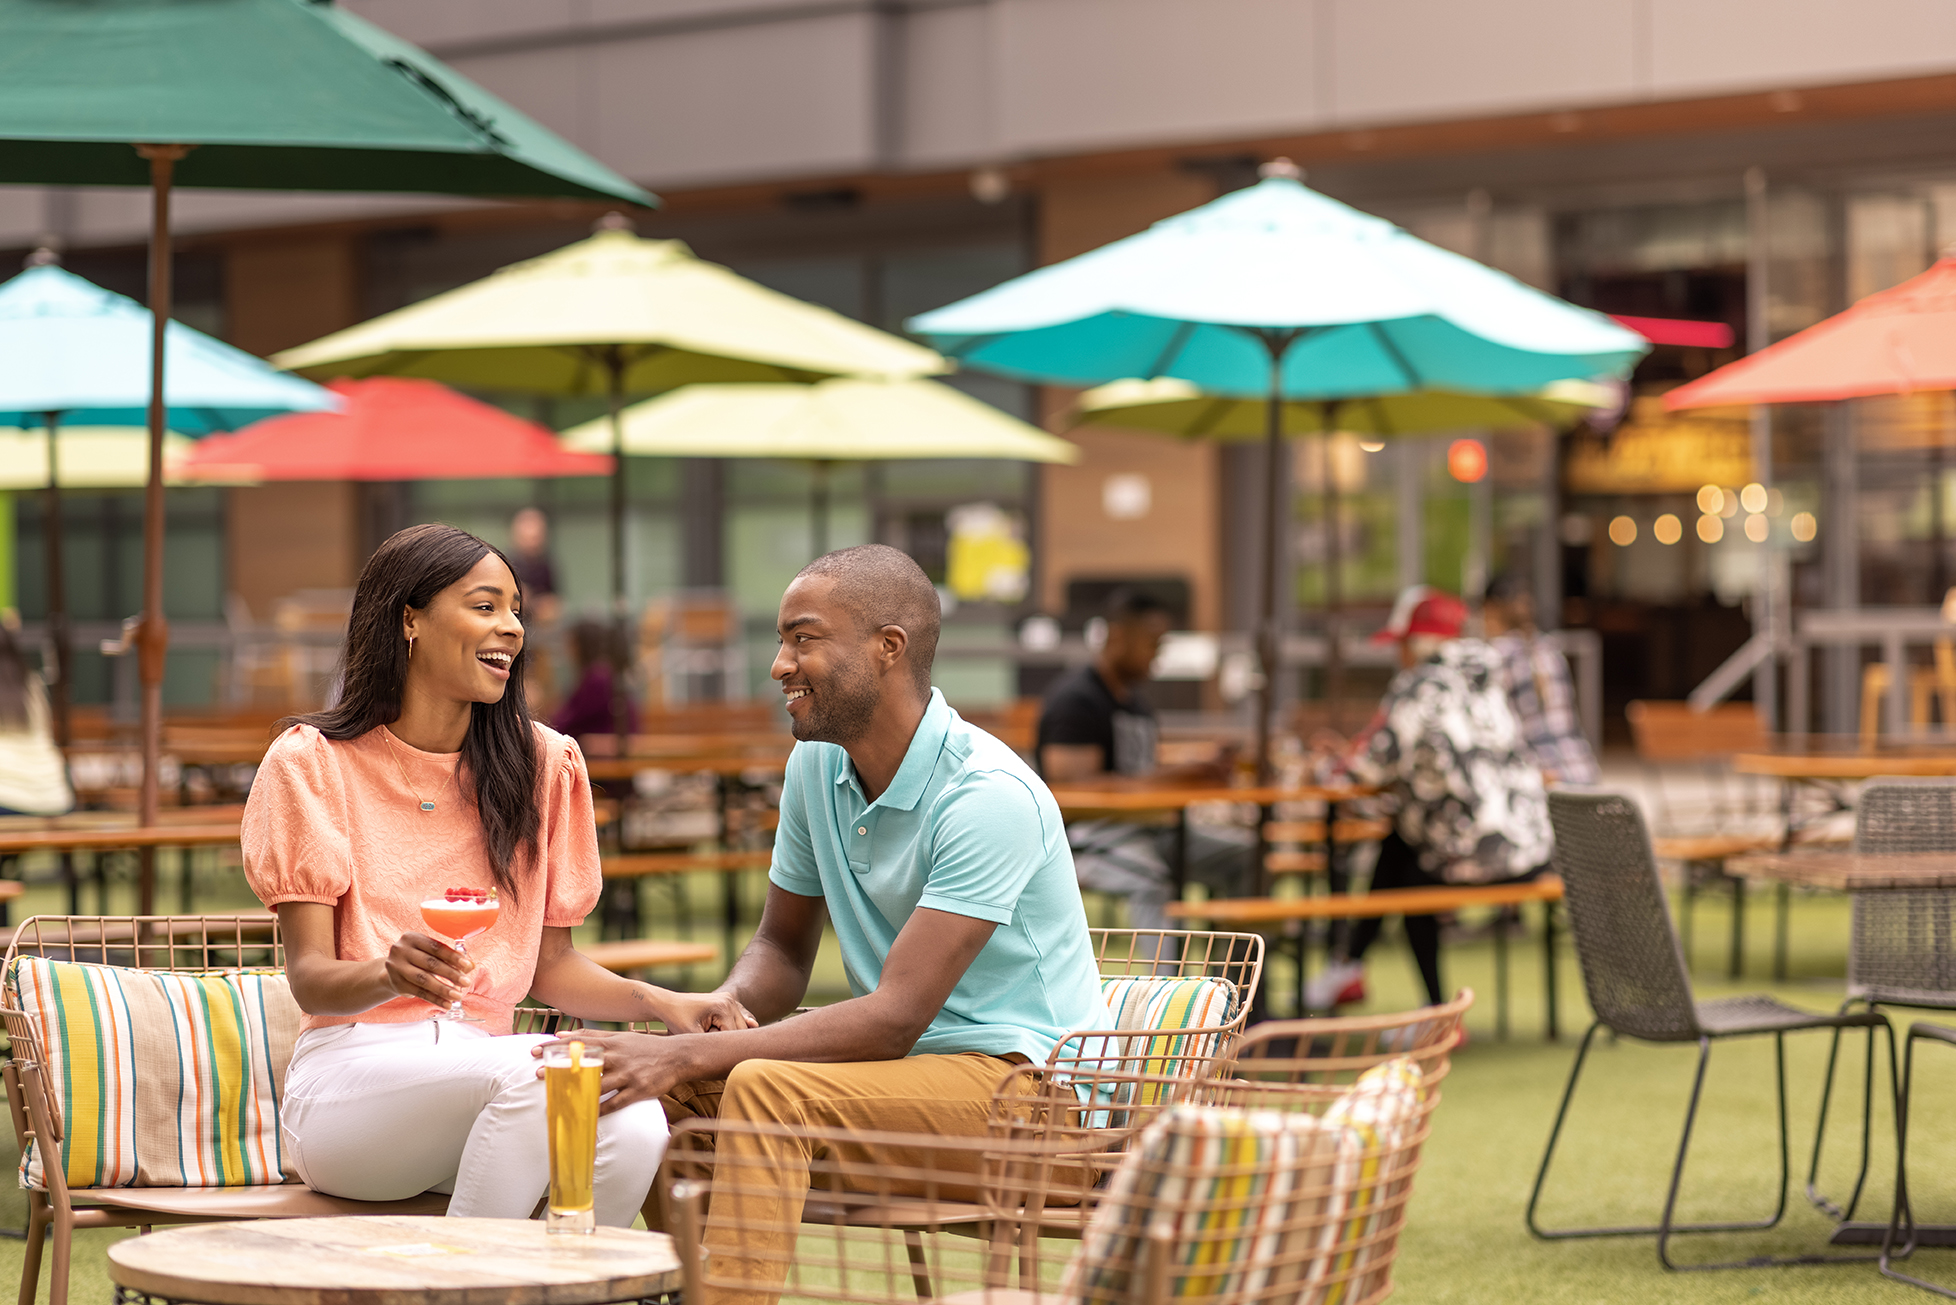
top-left (107, 1216), bottom-right (683, 1305)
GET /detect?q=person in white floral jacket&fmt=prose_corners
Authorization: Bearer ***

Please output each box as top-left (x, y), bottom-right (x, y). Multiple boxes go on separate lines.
top-left (1304, 586), bottom-right (1552, 1011)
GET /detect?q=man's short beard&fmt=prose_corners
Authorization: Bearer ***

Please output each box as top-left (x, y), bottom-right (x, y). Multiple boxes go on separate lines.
top-left (791, 649), bottom-right (881, 745)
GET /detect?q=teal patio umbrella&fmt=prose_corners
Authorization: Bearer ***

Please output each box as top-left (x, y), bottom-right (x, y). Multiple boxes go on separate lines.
top-left (910, 161), bottom-right (1646, 774)
top-left (0, 258), bottom-right (335, 747)
top-left (0, 0), bottom-right (651, 879)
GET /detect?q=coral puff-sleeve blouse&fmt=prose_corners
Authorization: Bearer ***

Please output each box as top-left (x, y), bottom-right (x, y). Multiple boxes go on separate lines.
top-left (242, 720), bottom-right (602, 1036)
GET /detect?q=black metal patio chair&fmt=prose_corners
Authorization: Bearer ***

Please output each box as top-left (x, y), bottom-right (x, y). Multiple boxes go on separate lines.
top-left (1882, 1019), bottom-right (1956, 1296)
top-left (1809, 779), bottom-right (1956, 1224)
top-left (1526, 791), bottom-right (1896, 1271)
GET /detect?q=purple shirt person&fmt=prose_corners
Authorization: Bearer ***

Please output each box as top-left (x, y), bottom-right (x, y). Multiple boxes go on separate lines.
top-left (552, 620), bottom-right (636, 743)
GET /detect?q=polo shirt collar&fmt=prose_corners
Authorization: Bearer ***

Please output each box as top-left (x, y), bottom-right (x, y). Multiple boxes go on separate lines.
top-left (834, 689), bottom-right (949, 812)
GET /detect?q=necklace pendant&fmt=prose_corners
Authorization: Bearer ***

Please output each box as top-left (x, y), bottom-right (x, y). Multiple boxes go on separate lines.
top-left (419, 800), bottom-right (436, 812)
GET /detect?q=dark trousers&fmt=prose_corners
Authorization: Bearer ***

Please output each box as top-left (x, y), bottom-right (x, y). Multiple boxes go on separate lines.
top-left (1345, 832), bottom-right (1447, 1006)
top-left (1344, 832), bottom-right (1545, 1007)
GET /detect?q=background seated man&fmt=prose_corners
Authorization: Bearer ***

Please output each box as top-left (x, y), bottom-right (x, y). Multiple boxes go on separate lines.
top-left (1482, 572), bottom-right (1599, 787)
top-left (1304, 587), bottom-right (1552, 1011)
top-left (555, 545), bottom-right (1105, 1305)
top-left (1035, 588), bottom-right (1250, 932)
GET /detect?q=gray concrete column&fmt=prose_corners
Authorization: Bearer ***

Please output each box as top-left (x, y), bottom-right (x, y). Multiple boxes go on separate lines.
top-left (1820, 402), bottom-right (1859, 734)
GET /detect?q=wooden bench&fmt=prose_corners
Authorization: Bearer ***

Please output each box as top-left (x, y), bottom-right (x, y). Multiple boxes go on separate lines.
top-left (1263, 818), bottom-right (1393, 844)
top-left (1260, 818), bottom-right (1394, 876)
top-left (581, 938), bottom-right (719, 976)
top-left (1168, 877), bottom-right (1565, 1039)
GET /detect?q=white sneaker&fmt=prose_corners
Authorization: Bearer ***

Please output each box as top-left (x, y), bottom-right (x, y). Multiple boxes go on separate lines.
top-left (1304, 960), bottom-right (1366, 1011)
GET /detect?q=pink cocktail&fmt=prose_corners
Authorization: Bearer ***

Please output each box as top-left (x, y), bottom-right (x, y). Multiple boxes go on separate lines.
top-left (418, 887), bottom-right (499, 1022)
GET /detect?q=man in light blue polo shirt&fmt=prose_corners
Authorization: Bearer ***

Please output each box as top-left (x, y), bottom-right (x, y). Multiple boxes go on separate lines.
top-left (561, 546), bottom-right (1104, 1294)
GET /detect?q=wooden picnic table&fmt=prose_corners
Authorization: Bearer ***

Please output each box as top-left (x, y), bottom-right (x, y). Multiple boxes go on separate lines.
top-left (1048, 780), bottom-right (1381, 898)
top-left (1729, 850), bottom-right (1956, 891)
top-left (1730, 740), bottom-right (1956, 978)
top-left (0, 819), bottom-right (243, 917)
top-left (1734, 746), bottom-right (1956, 780)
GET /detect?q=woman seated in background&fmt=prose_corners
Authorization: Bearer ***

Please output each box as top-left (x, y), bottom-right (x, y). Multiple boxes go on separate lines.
top-left (0, 616), bottom-right (72, 817)
top-left (243, 523), bottom-right (751, 1224)
top-left (552, 618), bottom-right (637, 749)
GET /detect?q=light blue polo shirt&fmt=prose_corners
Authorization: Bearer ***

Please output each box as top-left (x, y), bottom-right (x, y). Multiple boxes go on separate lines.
top-left (769, 689), bottom-right (1108, 1063)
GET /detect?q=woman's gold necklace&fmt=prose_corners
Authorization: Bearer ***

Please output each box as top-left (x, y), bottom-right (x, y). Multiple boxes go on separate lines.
top-left (385, 729), bottom-right (458, 813)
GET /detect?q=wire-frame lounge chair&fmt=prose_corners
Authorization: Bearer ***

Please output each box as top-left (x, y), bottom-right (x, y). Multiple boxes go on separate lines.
top-left (663, 1027), bottom-right (1451, 1305)
top-left (1527, 793), bottom-right (1897, 1271)
top-left (781, 930), bottom-right (1265, 1238)
top-left (1808, 779), bottom-right (1956, 1223)
top-left (1881, 1018), bottom-right (1956, 1296)
top-left (0, 915), bottom-right (451, 1305)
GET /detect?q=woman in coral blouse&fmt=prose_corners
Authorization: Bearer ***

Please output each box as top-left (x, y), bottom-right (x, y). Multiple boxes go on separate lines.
top-left (244, 523), bottom-right (753, 1224)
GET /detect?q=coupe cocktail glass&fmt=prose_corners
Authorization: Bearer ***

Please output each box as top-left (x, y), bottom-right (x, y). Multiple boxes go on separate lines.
top-left (417, 887), bottom-right (499, 1023)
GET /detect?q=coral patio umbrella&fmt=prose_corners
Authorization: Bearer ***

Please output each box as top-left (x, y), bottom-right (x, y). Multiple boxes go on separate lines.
top-left (910, 162), bottom-right (1645, 774)
top-left (0, 0), bottom-right (652, 879)
top-left (179, 378), bottom-right (612, 483)
top-left (1666, 257), bottom-right (1956, 408)
top-left (560, 377), bottom-right (1078, 556)
top-left (1666, 256), bottom-right (1956, 729)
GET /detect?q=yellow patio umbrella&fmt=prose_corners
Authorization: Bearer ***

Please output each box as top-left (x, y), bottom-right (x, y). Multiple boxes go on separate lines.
top-left (561, 377), bottom-right (1077, 555)
top-left (275, 223), bottom-right (949, 717)
top-left (0, 425), bottom-right (223, 489)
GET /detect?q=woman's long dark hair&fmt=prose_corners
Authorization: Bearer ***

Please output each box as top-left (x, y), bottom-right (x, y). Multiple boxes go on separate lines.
top-left (282, 524), bottom-right (540, 896)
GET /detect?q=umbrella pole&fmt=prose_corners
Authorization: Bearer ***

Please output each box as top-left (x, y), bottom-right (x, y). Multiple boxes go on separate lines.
top-left (605, 349), bottom-right (631, 743)
top-left (811, 460), bottom-right (831, 558)
top-left (40, 412), bottom-right (69, 749)
top-left (1254, 339), bottom-right (1286, 785)
top-left (1322, 407), bottom-right (1345, 733)
top-left (135, 143), bottom-right (189, 916)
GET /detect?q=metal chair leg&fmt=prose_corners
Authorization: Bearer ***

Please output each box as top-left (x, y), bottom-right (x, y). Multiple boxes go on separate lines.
top-left (1883, 1029), bottom-right (1956, 1296)
top-left (1807, 1002), bottom-right (1881, 1223)
top-left (1532, 1025), bottom-right (1894, 1270)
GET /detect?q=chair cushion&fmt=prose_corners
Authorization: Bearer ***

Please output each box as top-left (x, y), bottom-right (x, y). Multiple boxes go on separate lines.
top-left (1063, 1057), bottom-right (1425, 1305)
top-left (6, 957), bottom-right (301, 1189)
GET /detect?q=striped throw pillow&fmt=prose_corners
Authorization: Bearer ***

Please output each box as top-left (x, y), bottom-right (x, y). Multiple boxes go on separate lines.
top-left (1089, 976), bottom-right (1239, 1073)
top-left (1064, 1057), bottom-right (1425, 1305)
top-left (6, 958), bottom-right (301, 1189)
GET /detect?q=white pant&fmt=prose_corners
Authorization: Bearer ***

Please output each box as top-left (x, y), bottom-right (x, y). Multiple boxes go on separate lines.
top-left (282, 1021), bottom-right (668, 1226)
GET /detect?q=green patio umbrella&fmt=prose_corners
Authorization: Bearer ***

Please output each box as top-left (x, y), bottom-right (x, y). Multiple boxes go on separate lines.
top-left (910, 162), bottom-right (1646, 776)
top-left (0, 0), bottom-right (652, 882)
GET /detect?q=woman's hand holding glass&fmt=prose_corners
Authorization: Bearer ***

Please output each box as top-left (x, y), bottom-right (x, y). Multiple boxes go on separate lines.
top-left (385, 930), bottom-right (475, 1009)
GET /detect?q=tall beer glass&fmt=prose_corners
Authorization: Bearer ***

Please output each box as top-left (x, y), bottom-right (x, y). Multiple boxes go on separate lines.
top-left (543, 1042), bottom-right (602, 1233)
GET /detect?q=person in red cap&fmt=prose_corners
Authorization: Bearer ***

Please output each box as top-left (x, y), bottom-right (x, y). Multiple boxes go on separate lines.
top-left (1304, 585), bottom-right (1552, 1011)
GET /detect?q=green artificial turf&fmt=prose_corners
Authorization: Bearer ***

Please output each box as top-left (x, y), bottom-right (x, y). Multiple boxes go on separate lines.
top-left (2, 866), bottom-right (1951, 1302)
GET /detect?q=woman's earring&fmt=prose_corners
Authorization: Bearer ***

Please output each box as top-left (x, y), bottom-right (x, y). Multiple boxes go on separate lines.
top-left (407, 636), bottom-right (414, 661)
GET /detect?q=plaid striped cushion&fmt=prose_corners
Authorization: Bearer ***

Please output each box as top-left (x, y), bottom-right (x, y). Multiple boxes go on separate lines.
top-left (1066, 1057), bottom-right (1425, 1305)
top-left (6, 958), bottom-right (301, 1189)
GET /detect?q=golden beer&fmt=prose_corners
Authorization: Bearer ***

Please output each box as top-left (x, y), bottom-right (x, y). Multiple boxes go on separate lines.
top-left (543, 1042), bottom-right (602, 1233)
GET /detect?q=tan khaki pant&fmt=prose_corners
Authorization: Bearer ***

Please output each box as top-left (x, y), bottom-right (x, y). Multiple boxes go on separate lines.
top-left (659, 1053), bottom-right (1019, 1305)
